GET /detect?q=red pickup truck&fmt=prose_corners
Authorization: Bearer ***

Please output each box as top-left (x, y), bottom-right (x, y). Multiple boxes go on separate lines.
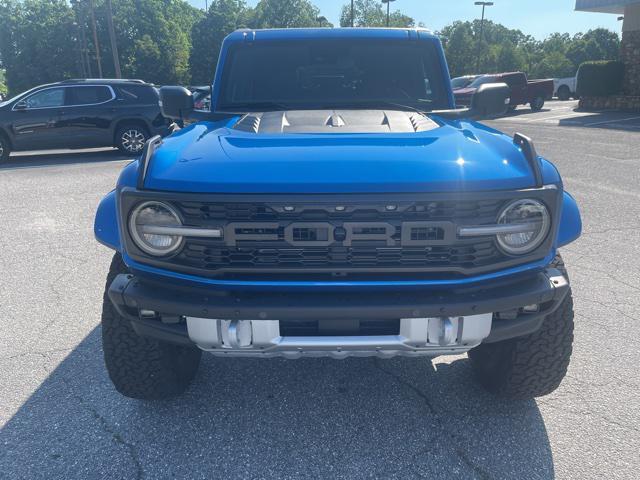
top-left (454, 72), bottom-right (554, 111)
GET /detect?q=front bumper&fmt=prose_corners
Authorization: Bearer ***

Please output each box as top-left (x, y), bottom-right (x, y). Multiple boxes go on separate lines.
top-left (107, 267), bottom-right (570, 358)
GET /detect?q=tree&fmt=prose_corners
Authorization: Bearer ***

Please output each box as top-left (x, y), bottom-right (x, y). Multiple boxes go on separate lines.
top-left (0, 69), bottom-right (7, 97)
top-left (339, 0), bottom-right (414, 28)
top-left (189, 0), bottom-right (249, 85)
top-left (532, 50), bottom-right (574, 78)
top-left (90, 0), bottom-right (202, 85)
top-left (0, 0), bottom-right (78, 94)
top-left (249, 0), bottom-right (321, 29)
top-left (440, 21), bottom-right (476, 77)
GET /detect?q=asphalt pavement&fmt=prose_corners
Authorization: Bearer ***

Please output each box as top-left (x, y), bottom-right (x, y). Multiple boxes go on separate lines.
top-left (1, 101), bottom-right (639, 479)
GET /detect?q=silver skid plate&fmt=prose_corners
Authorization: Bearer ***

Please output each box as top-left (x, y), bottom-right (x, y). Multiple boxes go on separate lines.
top-left (186, 315), bottom-right (492, 359)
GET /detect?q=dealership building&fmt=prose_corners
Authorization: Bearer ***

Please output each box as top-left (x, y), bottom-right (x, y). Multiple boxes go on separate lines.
top-left (576, 0), bottom-right (640, 97)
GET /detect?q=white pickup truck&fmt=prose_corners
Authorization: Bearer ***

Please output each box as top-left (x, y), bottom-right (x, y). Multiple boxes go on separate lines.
top-left (553, 76), bottom-right (577, 100)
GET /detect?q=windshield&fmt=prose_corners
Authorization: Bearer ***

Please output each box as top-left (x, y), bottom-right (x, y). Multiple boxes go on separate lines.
top-left (451, 76), bottom-right (474, 89)
top-left (468, 75), bottom-right (499, 88)
top-left (217, 39), bottom-right (449, 112)
top-left (0, 86), bottom-right (40, 107)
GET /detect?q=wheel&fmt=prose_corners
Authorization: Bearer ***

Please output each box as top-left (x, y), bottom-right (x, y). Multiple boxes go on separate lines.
top-left (469, 255), bottom-right (574, 399)
top-left (115, 124), bottom-right (149, 154)
top-left (0, 133), bottom-right (10, 164)
top-left (557, 85), bottom-right (571, 101)
top-left (530, 95), bottom-right (545, 111)
top-left (101, 254), bottom-right (202, 399)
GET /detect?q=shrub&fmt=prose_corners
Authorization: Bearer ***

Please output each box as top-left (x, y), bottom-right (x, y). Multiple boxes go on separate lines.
top-left (576, 60), bottom-right (625, 97)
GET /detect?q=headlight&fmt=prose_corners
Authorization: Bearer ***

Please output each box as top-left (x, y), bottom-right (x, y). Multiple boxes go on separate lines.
top-left (129, 201), bottom-right (183, 256)
top-left (496, 199), bottom-right (550, 255)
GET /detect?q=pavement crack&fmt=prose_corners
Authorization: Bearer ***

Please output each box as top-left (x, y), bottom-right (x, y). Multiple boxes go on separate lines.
top-left (0, 347), bottom-right (73, 362)
top-left (572, 264), bottom-right (640, 293)
top-left (373, 359), bottom-right (492, 480)
top-left (56, 372), bottom-right (144, 480)
top-left (373, 359), bottom-right (436, 414)
top-left (82, 403), bottom-right (144, 480)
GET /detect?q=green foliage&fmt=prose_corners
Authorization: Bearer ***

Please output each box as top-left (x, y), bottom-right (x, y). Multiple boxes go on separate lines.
top-left (189, 0), bottom-right (249, 85)
top-left (439, 21), bottom-right (620, 80)
top-left (0, 69), bottom-right (7, 96)
top-left (89, 0), bottom-right (203, 85)
top-left (250, 0), bottom-right (322, 29)
top-left (576, 60), bottom-right (625, 97)
top-left (0, 0), bottom-right (78, 94)
top-left (339, 0), bottom-right (414, 28)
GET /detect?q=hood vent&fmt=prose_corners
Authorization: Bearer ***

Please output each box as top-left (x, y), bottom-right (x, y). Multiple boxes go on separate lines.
top-left (233, 110), bottom-right (439, 134)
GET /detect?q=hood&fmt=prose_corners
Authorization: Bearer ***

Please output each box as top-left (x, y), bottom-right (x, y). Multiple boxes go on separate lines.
top-left (145, 110), bottom-right (539, 194)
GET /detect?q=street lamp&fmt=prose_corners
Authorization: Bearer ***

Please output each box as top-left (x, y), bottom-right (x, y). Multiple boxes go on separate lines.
top-left (351, 0), bottom-right (354, 27)
top-left (382, 0), bottom-right (397, 27)
top-left (474, 1), bottom-right (494, 73)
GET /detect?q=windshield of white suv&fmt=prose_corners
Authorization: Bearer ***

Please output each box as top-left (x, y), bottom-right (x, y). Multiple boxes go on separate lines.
top-left (217, 39), bottom-right (450, 112)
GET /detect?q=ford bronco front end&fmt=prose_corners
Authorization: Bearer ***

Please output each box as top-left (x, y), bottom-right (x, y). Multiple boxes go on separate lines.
top-left (95, 28), bottom-right (581, 400)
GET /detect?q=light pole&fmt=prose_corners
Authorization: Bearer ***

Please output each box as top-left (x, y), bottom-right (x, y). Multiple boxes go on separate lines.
top-left (106, 0), bottom-right (121, 78)
top-left (89, 0), bottom-right (103, 78)
top-left (382, 0), bottom-right (397, 27)
top-left (474, 1), bottom-right (493, 73)
top-left (351, 0), bottom-right (354, 27)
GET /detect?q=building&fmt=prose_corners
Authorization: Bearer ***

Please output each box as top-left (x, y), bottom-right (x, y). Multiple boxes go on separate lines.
top-left (576, 0), bottom-right (640, 96)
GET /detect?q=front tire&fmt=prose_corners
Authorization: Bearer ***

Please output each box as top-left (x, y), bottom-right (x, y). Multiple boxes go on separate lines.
top-left (469, 256), bottom-right (574, 399)
top-left (101, 254), bottom-right (201, 399)
top-left (530, 95), bottom-right (545, 111)
top-left (115, 124), bottom-right (149, 154)
top-left (0, 134), bottom-right (10, 164)
top-left (557, 86), bottom-right (571, 101)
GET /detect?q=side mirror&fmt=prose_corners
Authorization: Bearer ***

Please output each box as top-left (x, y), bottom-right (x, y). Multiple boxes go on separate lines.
top-left (159, 86), bottom-right (194, 120)
top-left (470, 83), bottom-right (510, 118)
top-left (14, 100), bottom-right (27, 111)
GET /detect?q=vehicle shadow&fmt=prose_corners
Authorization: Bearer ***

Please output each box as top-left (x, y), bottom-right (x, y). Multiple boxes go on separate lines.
top-left (0, 149), bottom-right (133, 170)
top-left (559, 111), bottom-right (640, 131)
top-left (503, 106), bottom-right (551, 118)
top-left (0, 328), bottom-right (554, 479)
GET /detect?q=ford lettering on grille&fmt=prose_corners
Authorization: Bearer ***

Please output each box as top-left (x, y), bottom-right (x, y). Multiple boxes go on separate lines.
top-left (223, 221), bottom-right (456, 247)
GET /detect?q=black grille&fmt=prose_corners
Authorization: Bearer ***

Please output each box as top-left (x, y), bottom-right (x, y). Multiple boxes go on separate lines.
top-left (177, 241), bottom-right (498, 270)
top-left (156, 199), bottom-right (509, 277)
top-left (175, 199), bottom-right (503, 223)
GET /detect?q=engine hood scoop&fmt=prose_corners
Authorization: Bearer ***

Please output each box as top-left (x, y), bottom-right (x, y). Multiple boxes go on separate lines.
top-left (144, 117), bottom-right (545, 194)
top-left (233, 109), bottom-right (439, 134)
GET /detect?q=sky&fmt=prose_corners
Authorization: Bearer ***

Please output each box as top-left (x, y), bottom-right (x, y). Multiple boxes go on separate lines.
top-left (189, 0), bottom-right (623, 39)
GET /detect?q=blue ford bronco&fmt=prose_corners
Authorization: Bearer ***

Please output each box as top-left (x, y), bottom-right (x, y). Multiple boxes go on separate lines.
top-left (95, 28), bottom-right (582, 400)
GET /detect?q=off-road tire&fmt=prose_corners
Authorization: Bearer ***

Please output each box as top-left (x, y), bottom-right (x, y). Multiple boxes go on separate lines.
top-left (101, 254), bottom-right (202, 399)
top-left (115, 124), bottom-right (149, 154)
top-left (469, 255), bottom-right (574, 399)
top-left (0, 133), bottom-right (10, 164)
top-left (530, 95), bottom-right (545, 111)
